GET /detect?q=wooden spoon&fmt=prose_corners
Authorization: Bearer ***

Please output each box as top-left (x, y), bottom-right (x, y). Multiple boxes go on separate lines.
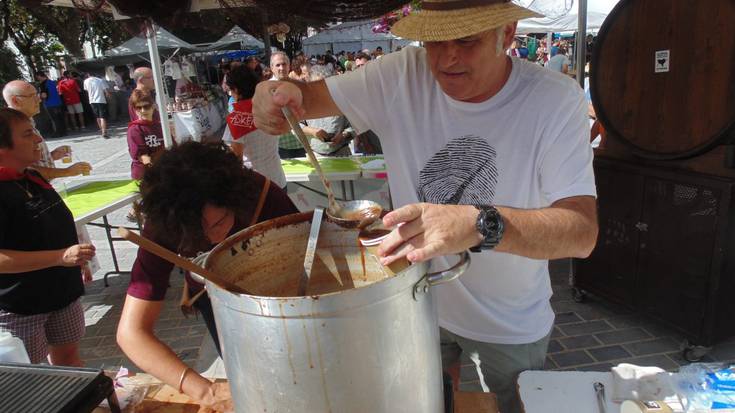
top-left (117, 227), bottom-right (250, 295)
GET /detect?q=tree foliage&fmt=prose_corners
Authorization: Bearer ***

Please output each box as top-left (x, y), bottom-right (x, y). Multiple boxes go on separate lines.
top-left (0, 46), bottom-right (23, 87)
top-left (1, 0), bottom-right (67, 75)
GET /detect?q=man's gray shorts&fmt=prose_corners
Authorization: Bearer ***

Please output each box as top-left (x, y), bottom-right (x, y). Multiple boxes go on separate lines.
top-left (440, 327), bottom-right (552, 413)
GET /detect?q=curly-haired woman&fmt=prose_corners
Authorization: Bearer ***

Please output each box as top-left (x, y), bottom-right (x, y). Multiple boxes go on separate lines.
top-left (116, 142), bottom-right (298, 412)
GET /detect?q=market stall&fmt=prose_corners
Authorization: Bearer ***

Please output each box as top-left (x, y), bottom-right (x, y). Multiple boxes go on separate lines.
top-left (168, 83), bottom-right (228, 142)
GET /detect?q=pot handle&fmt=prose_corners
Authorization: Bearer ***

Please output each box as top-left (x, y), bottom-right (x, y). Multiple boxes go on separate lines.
top-left (425, 251), bottom-right (471, 286)
top-left (189, 251), bottom-right (210, 285)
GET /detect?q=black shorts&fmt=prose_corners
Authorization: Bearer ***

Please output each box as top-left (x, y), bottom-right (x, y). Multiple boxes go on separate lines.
top-left (90, 103), bottom-right (108, 119)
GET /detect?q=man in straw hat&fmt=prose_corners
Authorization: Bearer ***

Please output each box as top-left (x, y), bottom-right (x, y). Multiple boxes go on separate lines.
top-left (253, 1), bottom-right (598, 411)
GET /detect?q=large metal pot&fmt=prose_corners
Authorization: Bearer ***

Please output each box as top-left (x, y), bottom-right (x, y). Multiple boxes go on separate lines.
top-left (201, 212), bottom-right (469, 413)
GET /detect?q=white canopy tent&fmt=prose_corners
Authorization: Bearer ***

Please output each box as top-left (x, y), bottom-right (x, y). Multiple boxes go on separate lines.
top-left (516, 11), bottom-right (609, 34)
top-left (105, 26), bottom-right (202, 58)
top-left (205, 25), bottom-right (265, 51)
top-left (302, 20), bottom-right (414, 57)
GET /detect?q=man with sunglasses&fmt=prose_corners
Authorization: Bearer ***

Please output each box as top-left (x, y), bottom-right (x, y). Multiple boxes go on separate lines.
top-left (3, 80), bottom-right (92, 181)
top-left (128, 67), bottom-right (160, 122)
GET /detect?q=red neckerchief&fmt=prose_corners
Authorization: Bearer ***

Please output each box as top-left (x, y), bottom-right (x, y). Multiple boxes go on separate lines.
top-left (226, 99), bottom-right (257, 140)
top-left (128, 118), bottom-right (154, 128)
top-left (0, 167), bottom-right (52, 189)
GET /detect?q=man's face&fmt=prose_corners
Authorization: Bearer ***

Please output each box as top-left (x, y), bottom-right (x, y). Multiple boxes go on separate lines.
top-left (12, 83), bottom-right (41, 117)
top-left (355, 58), bottom-right (369, 69)
top-left (270, 55), bottom-right (290, 80)
top-left (138, 68), bottom-right (154, 90)
top-left (0, 118), bottom-right (43, 168)
top-left (425, 25), bottom-right (515, 103)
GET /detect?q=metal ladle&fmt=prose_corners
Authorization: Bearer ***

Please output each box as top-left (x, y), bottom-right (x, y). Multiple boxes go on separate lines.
top-left (279, 105), bottom-right (383, 227)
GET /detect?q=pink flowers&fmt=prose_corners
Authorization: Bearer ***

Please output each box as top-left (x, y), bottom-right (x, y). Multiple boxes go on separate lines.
top-left (372, 4), bottom-right (414, 34)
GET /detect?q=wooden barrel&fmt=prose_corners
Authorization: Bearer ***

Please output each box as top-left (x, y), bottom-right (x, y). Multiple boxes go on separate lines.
top-left (591, 0), bottom-right (735, 160)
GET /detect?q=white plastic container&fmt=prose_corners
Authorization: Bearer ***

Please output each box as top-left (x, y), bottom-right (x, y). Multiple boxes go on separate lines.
top-left (0, 332), bottom-right (30, 363)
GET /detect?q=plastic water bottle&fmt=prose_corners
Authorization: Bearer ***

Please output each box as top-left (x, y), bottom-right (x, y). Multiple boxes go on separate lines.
top-left (0, 332), bottom-right (30, 363)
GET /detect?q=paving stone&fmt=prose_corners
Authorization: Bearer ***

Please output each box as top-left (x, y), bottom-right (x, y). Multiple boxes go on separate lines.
top-left (588, 345), bottom-right (632, 362)
top-left (576, 363), bottom-right (614, 372)
top-left (558, 320), bottom-right (614, 337)
top-left (551, 351), bottom-right (594, 368)
top-left (459, 380), bottom-right (484, 392)
top-left (624, 338), bottom-right (680, 356)
top-left (554, 312), bottom-right (582, 325)
top-left (550, 327), bottom-right (564, 339)
top-left (544, 356), bottom-right (558, 370)
top-left (560, 335), bottom-right (601, 350)
top-left (622, 355), bottom-right (679, 371)
top-left (594, 328), bottom-right (652, 345)
top-left (606, 315), bottom-right (646, 329)
top-left (547, 340), bottom-right (564, 354)
top-left (84, 357), bottom-right (123, 369)
top-left (667, 351), bottom-right (715, 367)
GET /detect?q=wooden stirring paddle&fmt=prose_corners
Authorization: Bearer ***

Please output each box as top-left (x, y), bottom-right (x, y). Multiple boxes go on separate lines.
top-left (117, 227), bottom-right (250, 295)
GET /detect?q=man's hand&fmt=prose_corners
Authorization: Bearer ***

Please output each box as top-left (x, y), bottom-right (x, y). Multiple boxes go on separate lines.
top-left (50, 145), bottom-right (71, 161)
top-left (252, 81), bottom-right (304, 135)
top-left (197, 382), bottom-right (234, 413)
top-left (332, 131), bottom-right (345, 145)
top-left (59, 244), bottom-right (96, 267)
top-left (314, 129), bottom-right (329, 141)
top-left (66, 162), bottom-right (92, 176)
top-left (377, 203), bottom-right (481, 264)
top-left (81, 264), bottom-right (93, 284)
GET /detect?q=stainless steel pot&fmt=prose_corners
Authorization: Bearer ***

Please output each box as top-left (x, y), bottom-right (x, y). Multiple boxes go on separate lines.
top-left (201, 212), bottom-right (469, 413)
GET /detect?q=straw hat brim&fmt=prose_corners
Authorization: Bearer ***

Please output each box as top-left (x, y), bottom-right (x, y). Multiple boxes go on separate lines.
top-left (391, 3), bottom-right (543, 42)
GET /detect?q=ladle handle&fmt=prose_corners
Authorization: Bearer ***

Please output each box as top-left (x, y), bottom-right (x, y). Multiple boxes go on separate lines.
top-left (280, 106), bottom-right (341, 215)
top-left (117, 227), bottom-right (247, 294)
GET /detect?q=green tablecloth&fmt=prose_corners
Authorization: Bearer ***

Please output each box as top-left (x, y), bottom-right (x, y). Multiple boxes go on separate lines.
top-left (63, 180), bottom-right (139, 219)
top-left (280, 156), bottom-right (385, 175)
top-left (280, 157), bottom-right (361, 175)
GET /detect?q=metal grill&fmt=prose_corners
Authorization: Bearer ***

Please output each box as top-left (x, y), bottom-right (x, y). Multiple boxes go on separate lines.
top-left (0, 363), bottom-right (118, 413)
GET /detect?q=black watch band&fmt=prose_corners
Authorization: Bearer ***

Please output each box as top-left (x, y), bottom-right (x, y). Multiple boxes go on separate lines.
top-left (470, 205), bottom-right (505, 252)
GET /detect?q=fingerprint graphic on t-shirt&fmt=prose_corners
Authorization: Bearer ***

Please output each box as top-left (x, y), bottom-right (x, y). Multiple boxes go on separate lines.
top-left (417, 135), bottom-right (498, 205)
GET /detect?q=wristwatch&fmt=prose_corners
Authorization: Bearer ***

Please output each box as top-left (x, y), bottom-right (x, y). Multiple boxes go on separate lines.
top-left (470, 205), bottom-right (505, 252)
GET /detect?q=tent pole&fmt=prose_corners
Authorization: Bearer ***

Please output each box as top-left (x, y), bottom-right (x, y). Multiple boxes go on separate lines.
top-left (547, 31), bottom-right (553, 66)
top-left (576, 0), bottom-right (588, 88)
top-left (145, 19), bottom-right (174, 148)
top-left (261, 9), bottom-right (272, 62)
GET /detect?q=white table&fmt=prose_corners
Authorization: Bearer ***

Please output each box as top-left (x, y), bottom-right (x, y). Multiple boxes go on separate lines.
top-left (65, 180), bottom-right (141, 286)
top-left (518, 371), bottom-right (619, 413)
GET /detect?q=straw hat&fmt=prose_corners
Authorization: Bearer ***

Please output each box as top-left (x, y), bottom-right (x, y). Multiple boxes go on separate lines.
top-left (391, 0), bottom-right (543, 42)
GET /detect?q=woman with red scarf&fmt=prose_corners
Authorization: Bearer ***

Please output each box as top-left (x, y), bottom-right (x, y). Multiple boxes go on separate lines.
top-left (127, 89), bottom-right (165, 181)
top-left (0, 108), bottom-right (95, 365)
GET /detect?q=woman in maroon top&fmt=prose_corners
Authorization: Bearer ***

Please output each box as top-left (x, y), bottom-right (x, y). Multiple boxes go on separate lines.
top-left (116, 142), bottom-right (298, 412)
top-left (126, 89), bottom-right (164, 180)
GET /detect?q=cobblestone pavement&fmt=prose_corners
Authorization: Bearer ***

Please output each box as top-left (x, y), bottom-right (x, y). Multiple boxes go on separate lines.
top-left (44, 123), bottom-right (735, 390)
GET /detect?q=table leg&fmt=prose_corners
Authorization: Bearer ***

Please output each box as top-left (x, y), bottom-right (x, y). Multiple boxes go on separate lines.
top-left (349, 181), bottom-right (355, 201)
top-left (341, 181), bottom-right (347, 201)
top-left (102, 215), bottom-right (120, 287)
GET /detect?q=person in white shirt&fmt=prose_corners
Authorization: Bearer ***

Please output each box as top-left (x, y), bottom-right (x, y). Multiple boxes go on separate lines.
top-left (546, 46), bottom-right (571, 74)
top-left (251, 1), bottom-right (598, 412)
top-left (83, 72), bottom-right (111, 138)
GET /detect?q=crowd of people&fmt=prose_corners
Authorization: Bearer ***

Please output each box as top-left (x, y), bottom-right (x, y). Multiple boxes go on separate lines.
top-left (0, 0), bottom-right (601, 411)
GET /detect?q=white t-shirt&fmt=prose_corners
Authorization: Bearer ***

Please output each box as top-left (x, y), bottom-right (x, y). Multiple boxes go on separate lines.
top-left (326, 46), bottom-right (596, 344)
top-left (546, 54), bottom-right (571, 73)
top-left (83, 77), bottom-right (108, 104)
top-left (222, 127), bottom-right (287, 189)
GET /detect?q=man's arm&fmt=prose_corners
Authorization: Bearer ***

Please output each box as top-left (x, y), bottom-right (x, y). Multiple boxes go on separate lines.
top-left (253, 80), bottom-right (341, 135)
top-left (377, 196), bottom-right (598, 264)
top-left (32, 163), bottom-right (91, 180)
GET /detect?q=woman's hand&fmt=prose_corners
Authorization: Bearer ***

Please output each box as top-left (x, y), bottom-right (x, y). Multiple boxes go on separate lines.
top-left (196, 382), bottom-right (234, 413)
top-left (59, 244), bottom-right (96, 267)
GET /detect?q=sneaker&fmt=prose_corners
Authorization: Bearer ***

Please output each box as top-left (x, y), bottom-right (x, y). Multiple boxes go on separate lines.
top-left (102, 133), bottom-right (109, 139)
top-left (126, 211), bottom-right (138, 223)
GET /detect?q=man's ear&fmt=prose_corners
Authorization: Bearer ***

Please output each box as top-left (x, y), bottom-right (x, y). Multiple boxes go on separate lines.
top-left (503, 22), bottom-right (518, 50)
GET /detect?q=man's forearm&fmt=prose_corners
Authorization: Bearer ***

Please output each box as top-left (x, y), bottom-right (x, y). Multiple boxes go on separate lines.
top-left (31, 165), bottom-right (71, 180)
top-left (0, 249), bottom-right (63, 273)
top-left (494, 196), bottom-right (598, 259)
top-left (288, 79), bottom-right (342, 120)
